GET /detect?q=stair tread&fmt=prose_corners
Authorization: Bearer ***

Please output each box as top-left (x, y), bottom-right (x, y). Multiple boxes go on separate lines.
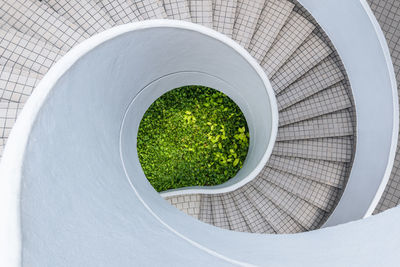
top-left (98, 0), bottom-right (143, 25)
top-left (43, 0), bottom-right (113, 36)
top-left (210, 195), bottom-right (230, 229)
top-left (1, 25), bottom-right (64, 55)
top-left (277, 109), bottom-right (354, 141)
top-left (279, 82), bottom-right (352, 126)
top-left (198, 195), bottom-right (213, 224)
top-left (0, 101), bottom-right (24, 158)
top-left (231, 186), bottom-right (275, 233)
top-left (213, 0), bottom-right (238, 38)
top-left (271, 34), bottom-right (332, 94)
top-left (232, 0), bottom-right (266, 49)
top-left (0, 28), bottom-right (63, 75)
top-left (134, 0), bottom-right (168, 19)
top-left (273, 136), bottom-right (354, 162)
top-left (0, 0), bottom-right (89, 51)
top-left (262, 11), bottom-right (314, 77)
top-left (260, 167), bottom-right (339, 211)
top-left (252, 178), bottom-right (326, 230)
top-left (277, 57), bottom-right (345, 110)
top-left (162, 0), bottom-right (191, 21)
top-left (248, 0), bottom-right (294, 63)
top-left (245, 184), bottom-right (305, 233)
top-left (189, 0), bottom-right (213, 27)
top-left (220, 193), bottom-right (251, 232)
top-left (0, 101), bottom-right (23, 140)
top-left (267, 155), bottom-right (348, 188)
top-left (0, 66), bottom-right (41, 103)
top-left (0, 18), bottom-right (13, 31)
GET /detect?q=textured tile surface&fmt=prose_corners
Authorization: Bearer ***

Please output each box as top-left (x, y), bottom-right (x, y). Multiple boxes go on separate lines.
top-left (0, 28), bottom-right (63, 75)
top-left (0, 66), bottom-right (41, 103)
top-left (165, 194), bottom-right (201, 219)
top-left (273, 137), bottom-right (354, 162)
top-left (248, 0), bottom-right (294, 63)
top-left (231, 186), bottom-right (275, 233)
top-left (266, 155), bottom-right (348, 188)
top-left (261, 12), bottom-right (314, 76)
top-left (210, 195), bottom-right (230, 229)
top-left (221, 193), bottom-right (250, 232)
top-left (252, 178), bottom-right (326, 230)
top-left (232, 0), bottom-right (265, 49)
top-left (42, 0), bottom-right (113, 35)
top-left (198, 195), bottom-right (213, 224)
top-left (245, 184), bottom-right (304, 233)
top-left (0, 0), bottom-right (88, 51)
top-left (260, 167), bottom-right (339, 211)
top-left (277, 109), bottom-right (353, 141)
top-left (98, 0), bottom-right (142, 24)
top-left (133, 0), bottom-right (168, 19)
top-left (189, 0), bottom-right (213, 27)
top-left (271, 34), bottom-right (331, 94)
top-left (279, 82), bottom-right (352, 126)
top-left (213, 0), bottom-right (238, 37)
top-left (277, 57), bottom-right (345, 110)
top-left (162, 0), bottom-right (191, 21)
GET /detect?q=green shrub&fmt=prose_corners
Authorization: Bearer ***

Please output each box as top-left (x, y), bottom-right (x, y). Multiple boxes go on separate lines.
top-left (137, 85), bottom-right (249, 192)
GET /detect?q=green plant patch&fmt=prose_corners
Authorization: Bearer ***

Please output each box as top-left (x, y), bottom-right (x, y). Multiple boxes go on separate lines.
top-left (137, 85), bottom-right (249, 192)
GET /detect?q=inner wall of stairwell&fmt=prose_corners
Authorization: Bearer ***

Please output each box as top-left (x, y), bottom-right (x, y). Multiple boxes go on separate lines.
top-left (119, 24), bottom-right (278, 198)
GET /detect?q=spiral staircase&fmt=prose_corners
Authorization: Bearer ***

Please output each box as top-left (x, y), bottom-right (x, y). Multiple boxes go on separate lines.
top-left (0, 0), bottom-right (399, 266)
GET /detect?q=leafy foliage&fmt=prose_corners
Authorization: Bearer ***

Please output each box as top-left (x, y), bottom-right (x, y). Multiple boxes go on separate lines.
top-left (137, 86), bottom-right (249, 192)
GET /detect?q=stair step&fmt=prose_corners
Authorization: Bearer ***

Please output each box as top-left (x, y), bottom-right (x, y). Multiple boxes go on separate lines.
top-left (0, 66), bottom-right (41, 103)
top-left (189, 0), bottom-right (213, 27)
top-left (266, 155), bottom-right (348, 188)
top-left (0, 101), bottom-right (23, 141)
top-left (97, 0), bottom-right (143, 25)
top-left (134, 0), bottom-right (168, 19)
top-left (0, 28), bottom-right (63, 75)
top-left (262, 12), bottom-right (314, 77)
top-left (0, 18), bottom-right (62, 54)
top-left (252, 178), bottom-right (326, 230)
top-left (220, 193), bottom-right (251, 232)
top-left (271, 34), bottom-right (332, 94)
top-left (210, 195), bottom-right (230, 229)
top-left (277, 109), bottom-right (354, 141)
top-left (273, 137), bottom-right (354, 162)
top-left (0, 18), bottom-right (13, 31)
top-left (42, 0), bottom-right (113, 35)
top-left (0, 0), bottom-right (89, 51)
top-left (279, 82), bottom-right (352, 126)
top-left (245, 184), bottom-right (305, 233)
top-left (232, 0), bottom-right (265, 49)
top-left (231, 186), bottom-right (275, 233)
top-left (248, 0), bottom-right (294, 63)
top-left (277, 57), bottom-right (344, 110)
top-left (260, 167), bottom-right (339, 211)
top-left (198, 195), bottom-right (213, 224)
top-left (213, 0), bottom-right (238, 38)
top-left (162, 0), bottom-right (191, 21)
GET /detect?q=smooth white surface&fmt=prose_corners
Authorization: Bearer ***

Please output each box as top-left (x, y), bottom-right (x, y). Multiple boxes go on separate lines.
top-left (297, 0), bottom-right (399, 227)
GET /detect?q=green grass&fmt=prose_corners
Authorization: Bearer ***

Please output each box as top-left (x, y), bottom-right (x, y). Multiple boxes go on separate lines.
top-left (137, 85), bottom-right (249, 192)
